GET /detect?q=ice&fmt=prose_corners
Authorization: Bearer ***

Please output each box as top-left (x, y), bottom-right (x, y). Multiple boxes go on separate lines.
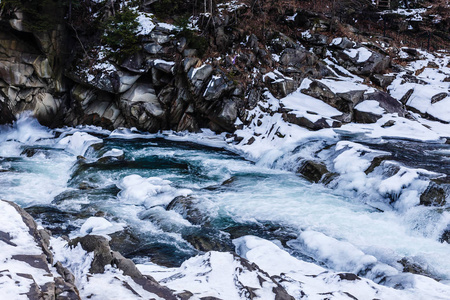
top-left (58, 132), bottom-right (103, 156)
top-left (79, 217), bottom-right (125, 237)
top-left (100, 148), bottom-right (124, 159)
top-left (0, 113), bottom-right (54, 145)
top-left (117, 174), bottom-right (192, 208)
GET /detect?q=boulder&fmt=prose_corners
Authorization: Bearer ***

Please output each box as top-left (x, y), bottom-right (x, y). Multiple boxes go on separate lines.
top-left (187, 64), bottom-right (213, 96)
top-left (0, 96), bottom-right (15, 124)
top-left (420, 182), bottom-right (446, 206)
top-left (203, 74), bottom-right (230, 101)
top-left (330, 37), bottom-right (354, 49)
top-left (207, 98), bottom-right (238, 132)
top-left (363, 91), bottom-right (405, 116)
top-left (284, 113), bottom-right (340, 131)
top-left (371, 74), bottom-right (395, 88)
top-left (280, 48), bottom-right (308, 67)
top-left (120, 82), bottom-right (165, 132)
top-left (296, 160), bottom-right (329, 183)
top-left (353, 109), bottom-right (382, 123)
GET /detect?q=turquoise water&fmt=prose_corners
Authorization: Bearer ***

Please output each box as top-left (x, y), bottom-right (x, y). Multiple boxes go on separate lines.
top-left (1, 116), bottom-right (449, 285)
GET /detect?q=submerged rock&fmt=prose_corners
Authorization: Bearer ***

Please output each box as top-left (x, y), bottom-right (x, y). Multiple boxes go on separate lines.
top-left (296, 160), bottom-right (329, 183)
top-left (419, 182), bottom-right (447, 206)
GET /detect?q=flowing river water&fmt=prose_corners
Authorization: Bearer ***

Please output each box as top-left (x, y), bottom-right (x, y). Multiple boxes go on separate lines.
top-left (1, 116), bottom-right (450, 290)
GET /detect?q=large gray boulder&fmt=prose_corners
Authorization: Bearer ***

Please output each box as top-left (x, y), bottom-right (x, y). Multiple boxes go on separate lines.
top-left (120, 81), bottom-right (165, 132)
top-left (187, 64), bottom-right (213, 96)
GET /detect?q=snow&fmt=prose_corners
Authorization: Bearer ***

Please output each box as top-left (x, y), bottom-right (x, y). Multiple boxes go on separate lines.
top-left (233, 236), bottom-right (450, 300)
top-left (51, 237), bottom-right (163, 299)
top-left (157, 22), bottom-right (176, 31)
top-left (318, 78), bottom-right (373, 94)
top-left (139, 250), bottom-right (286, 299)
top-left (281, 88), bottom-right (342, 122)
top-left (0, 201), bottom-right (53, 286)
top-left (354, 100), bottom-right (385, 115)
top-left (343, 47), bottom-right (373, 62)
top-left (153, 59), bottom-right (175, 66)
top-left (136, 12), bottom-right (155, 35)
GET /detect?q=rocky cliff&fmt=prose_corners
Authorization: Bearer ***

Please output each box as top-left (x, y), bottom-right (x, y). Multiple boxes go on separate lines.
top-left (1, 0), bottom-right (447, 135)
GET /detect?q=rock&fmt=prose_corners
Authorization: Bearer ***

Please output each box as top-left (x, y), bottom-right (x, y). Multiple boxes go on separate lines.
top-left (120, 51), bottom-right (152, 73)
top-left (152, 59), bottom-right (176, 74)
top-left (334, 47), bottom-right (390, 75)
top-left (143, 43), bottom-right (163, 54)
top-left (187, 64), bottom-right (213, 96)
top-left (296, 160), bottom-right (329, 183)
top-left (149, 31), bottom-right (171, 44)
top-left (177, 112), bottom-right (199, 132)
top-left (264, 71), bottom-right (298, 98)
top-left (182, 57), bottom-right (201, 73)
top-left (120, 81), bottom-right (165, 132)
top-left (419, 182), bottom-right (446, 206)
top-left (68, 85), bottom-right (123, 129)
top-left (0, 97), bottom-right (15, 124)
top-left (302, 80), bottom-right (336, 103)
top-left (400, 88), bottom-right (414, 105)
top-left (398, 257), bottom-right (438, 279)
top-left (440, 228), bottom-right (450, 244)
top-left (371, 74), bottom-right (395, 88)
top-left (207, 98), bottom-right (238, 132)
top-left (330, 37), bottom-right (354, 49)
top-left (337, 90), bottom-right (365, 107)
top-left (284, 113), bottom-right (338, 130)
top-left (431, 92), bottom-right (448, 104)
top-left (353, 109), bottom-right (382, 123)
top-left (203, 74), bottom-right (229, 101)
top-left (166, 196), bottom-right (204, 225)
top-left (182, 227), bottom-right (234, 252)
top-left (67, 67), bottom-right (140, 94)
top-left (364, 91), bottom-right (405, 116)
top-left (280, 48), bottom-right (308, 67)
top-left (302, 33), bottom-right (328, 45)
top-left (401, 74), bottom-right (427, 85)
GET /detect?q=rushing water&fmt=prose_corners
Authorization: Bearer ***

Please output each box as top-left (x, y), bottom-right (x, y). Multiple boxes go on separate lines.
top-left (1, 116), bottom-right (450, 288)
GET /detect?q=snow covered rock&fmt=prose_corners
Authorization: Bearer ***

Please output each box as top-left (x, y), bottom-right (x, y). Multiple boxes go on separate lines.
top-left (138, 251), bottom-right (294, 300)
top-left (56, 235), bottom-right (178, 299)
top-left (0, 200), bottom-right (80, 299)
